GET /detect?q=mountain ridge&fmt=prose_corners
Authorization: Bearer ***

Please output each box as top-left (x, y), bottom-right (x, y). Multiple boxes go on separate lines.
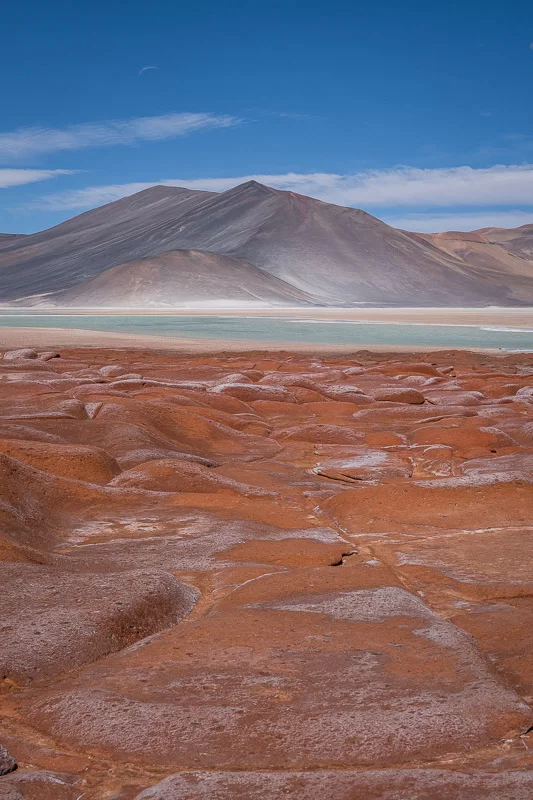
top-left (1, 181), bottom-right (532, 307)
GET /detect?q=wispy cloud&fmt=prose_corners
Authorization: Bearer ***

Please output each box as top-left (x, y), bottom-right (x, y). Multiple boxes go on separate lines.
top-left (36, 165), bottom-right (533, 214)
top-left (381, 210), bottom-right (533, 233)
top-left (138, 66), bottom-right (158, 75)
top-left (0, 168), bottom-right (77, 189)
top-left (0, 112), bottom-right (241, 159)
top-left (265, 111), bottom-right (323, 120)
top-left (37, 182), bottom-right (168, 209)
top-left (220, 166), bottom-right (533, 208)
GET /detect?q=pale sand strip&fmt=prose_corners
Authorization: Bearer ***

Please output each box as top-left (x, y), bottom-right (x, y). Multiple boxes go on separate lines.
top-left (0, 325), bottom-right (512, 354)
top-left (1, 306), bottom-right (533, 327)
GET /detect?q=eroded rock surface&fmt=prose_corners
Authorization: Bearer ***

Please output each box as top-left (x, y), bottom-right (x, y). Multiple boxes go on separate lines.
top-left (131, 769), bottom-right (533, 800)
top-left (0, 346), bottom-right (532, 798)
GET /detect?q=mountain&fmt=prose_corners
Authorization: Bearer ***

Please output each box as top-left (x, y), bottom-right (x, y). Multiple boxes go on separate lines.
top-left (408, 226), bottom-right (533, 282)
top-left (0, 186), bottom-right (215, 299)
top-left (1, 181), bottom-right (532, 307)
top-left (476, 224), bottom-right (533, 261)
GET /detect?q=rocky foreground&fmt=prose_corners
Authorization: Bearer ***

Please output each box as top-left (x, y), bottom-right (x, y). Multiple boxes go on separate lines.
top-left (0, 345), bottom-right (532, 799)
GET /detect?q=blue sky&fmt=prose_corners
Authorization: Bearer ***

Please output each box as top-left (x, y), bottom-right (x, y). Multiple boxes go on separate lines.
top-left (1, 0), bottom-right (532, 234)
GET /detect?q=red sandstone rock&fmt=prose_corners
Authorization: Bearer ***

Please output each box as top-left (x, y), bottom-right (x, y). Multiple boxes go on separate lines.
top-left (257, 372), bottom-right (319, 388)
top-left (409, 444), bottom-right (454, 477)
top-left (273, 423), bottom-right (364, 444)
top-left (313, 448), bottom-right (412, 481)
top-left (109, 458), bottom-right (272, 495)
top-left (131, 769), bottom-right (533, 800)
top-left (18, 586), bottom-right (531, 769)
top-left (324, 477), bottom-right (533, 534)
top-left (0, 439), bottom-right (120, 484)
top-left (0, 346), bottom-right (531, 797)
top-left (316, 384), bottom-right (373, 404)
top-left (371, 387), bottom-right (426, 403)
top-left (410, 420), bottom-right (515, 454)
top-left (0, 564), bottom-right (198, 683)
top-left (424, 388), bottom-right (485, 405)
top-left (0, 770), bottom-right (79, 799)
top-left (370, 361), bottom-right (443, 377)
top-left (209, 383), bottom-right (297, 403)
top-left (3, 348), bottom-right (40, 361)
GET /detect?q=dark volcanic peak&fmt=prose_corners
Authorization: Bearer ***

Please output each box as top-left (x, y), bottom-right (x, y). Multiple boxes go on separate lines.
top-left (1, 181), bottom-right (533, 306)
top-left (230, 179), bottom-right (278, 194)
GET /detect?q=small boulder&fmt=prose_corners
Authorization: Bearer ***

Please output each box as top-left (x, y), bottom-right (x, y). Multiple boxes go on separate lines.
top-left (209, 383), bottom-right (297, 403)
top-left (343, 365), bottom-right (364, 375)
top-left (372, 387), bottom-right (425, 404)
top-left (516, 386), bottom-right (533, 402)
top-left (274, 423), bottom-right (364, 445)
top-left (217, 372), bottom-right (253, 384)
top-left (3, 348), bottom-right (39, 361)
top-left (318, 385), bottom-right (372, 405)
top-left (99, 364), bottom-right (126, 377)
top-left (0, 744), bottom-right (16, 776)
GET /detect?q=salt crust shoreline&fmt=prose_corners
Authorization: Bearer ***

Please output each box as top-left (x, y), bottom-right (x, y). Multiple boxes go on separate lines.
top-left (1, 305), bottom-right (533, 328)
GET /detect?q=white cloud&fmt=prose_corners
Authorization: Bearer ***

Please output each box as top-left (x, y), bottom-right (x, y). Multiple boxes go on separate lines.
top-left (236, 166), bottom-right (533, 208)
top-left (138, 66), bottom-right (158, 75)
top-left (0, 112), bottom-right (241, 159)
top-left (382, 210), bottom-right (533, 233)
top-left (36, 164), bottom-right (533, 215)
top-left (0, 168), bottom-right (77, 189)
top-left (38, 182), bottom-right (163, 209)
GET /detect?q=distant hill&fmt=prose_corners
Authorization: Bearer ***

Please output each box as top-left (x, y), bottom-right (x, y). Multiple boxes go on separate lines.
top-left (46, 249), bottom-right (317, 308)
top-left (1, 181), bottom-right (532, 306)
top-left (407, 225), bottom-right (533, 283)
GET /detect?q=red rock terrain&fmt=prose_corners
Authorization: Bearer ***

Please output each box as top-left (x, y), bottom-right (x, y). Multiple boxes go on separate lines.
top-left (0, 344), bottom-right (533, 799)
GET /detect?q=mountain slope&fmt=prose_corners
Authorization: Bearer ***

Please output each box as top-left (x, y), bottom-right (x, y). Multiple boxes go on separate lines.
top-left (37, 249), bottom-right (317, 308)
top-left (152, 181), bottom-right (531, 304)
top-left (1, 181), bottom-right (533, 306)
top-left (0, 233), bottom-right (26, 244)
top-left (474, 224), bottom-right (533, 262)
top-left (409, 227), bottom-right (533, 285)
top-left (409, 231), bottom-right (533, 277)
top-left (0, 186), bottom-right (215, 298)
